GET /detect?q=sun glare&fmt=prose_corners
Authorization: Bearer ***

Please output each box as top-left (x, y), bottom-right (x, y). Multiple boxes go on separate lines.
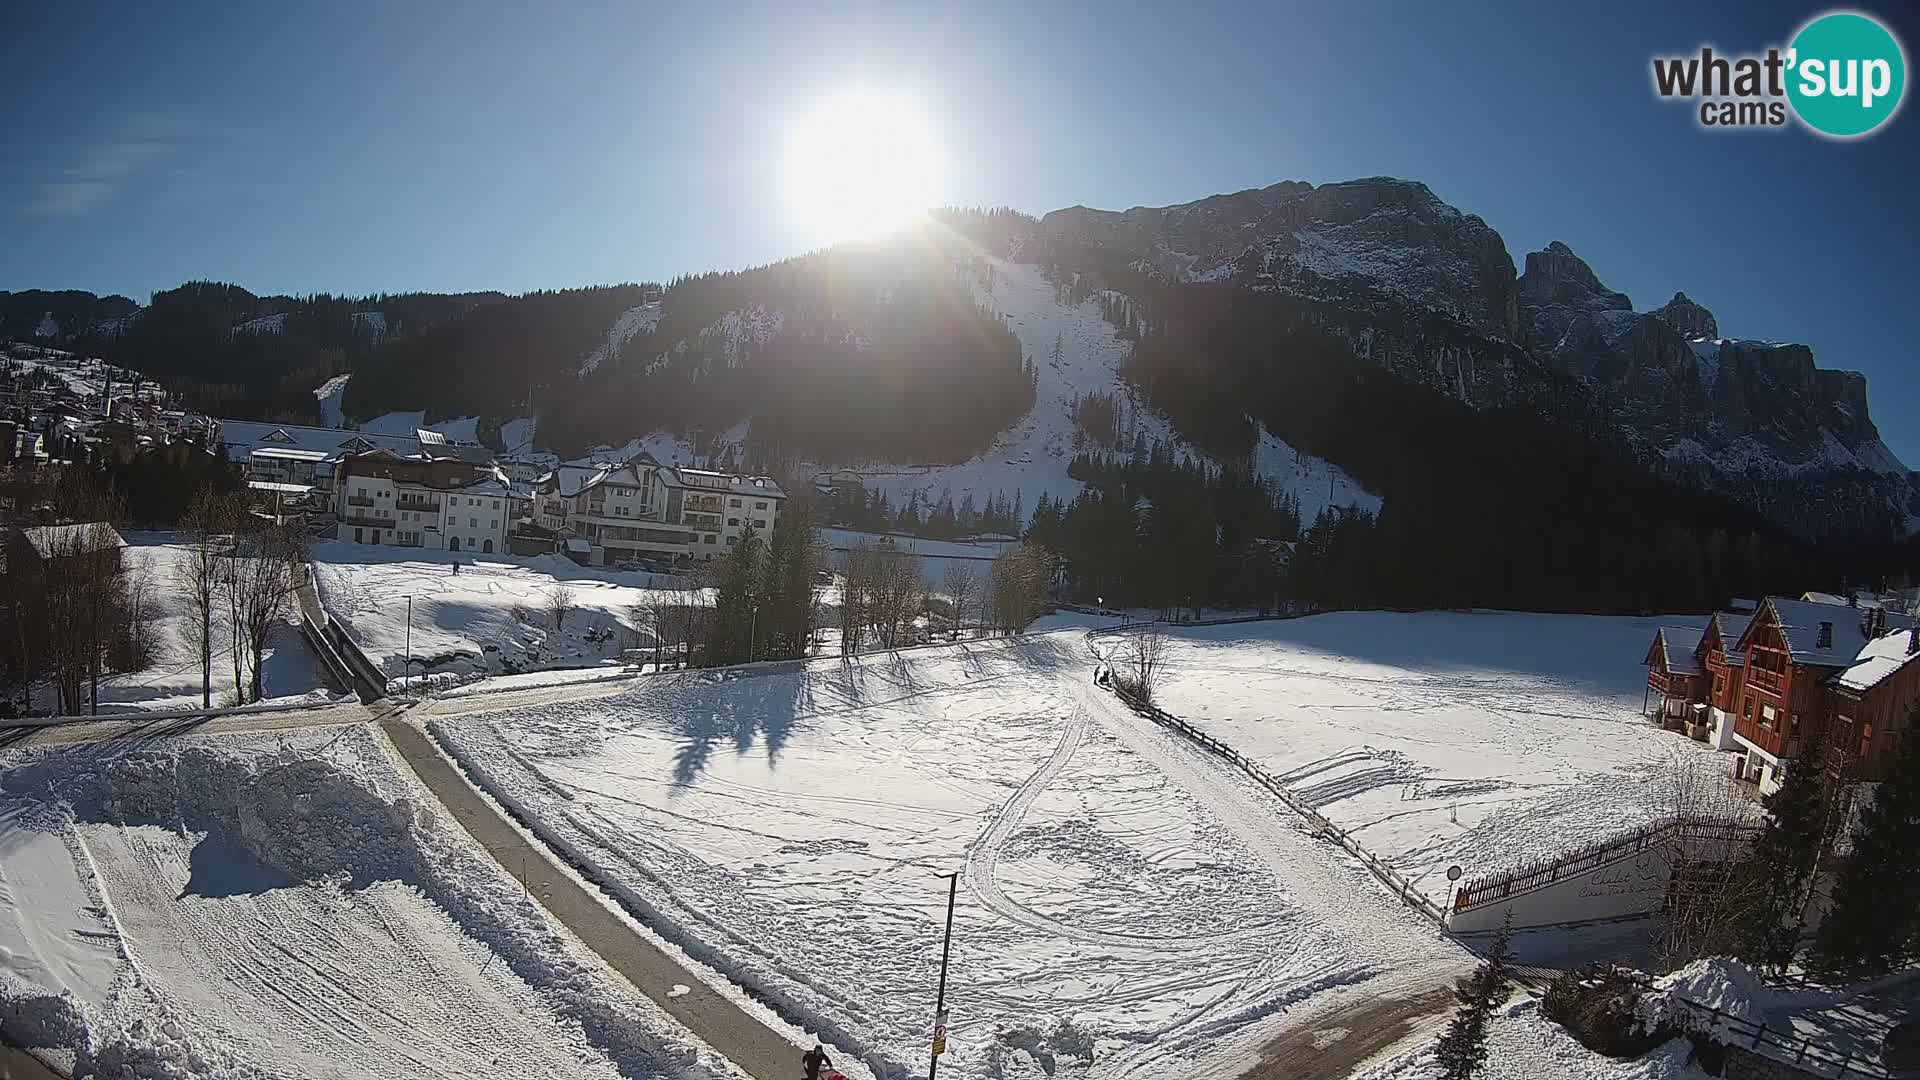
top-left (784, 92), bottom-right (940, 244)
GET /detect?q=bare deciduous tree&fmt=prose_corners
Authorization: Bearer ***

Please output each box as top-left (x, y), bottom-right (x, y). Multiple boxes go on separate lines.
top-left (1114, 623), bottom-right (1169, 703)
top-left (177, 489), bottom-right (232, 708)
top-left (228, 521), bottom-right (303, 703)
top-left (545, 584), bottom-right (577, 631)
top-left (1652, 752), bottom-right (1766, 972)
top-left (990, 544), bottom-right (1052, 634)
top-left (943, 562), bottom-right (980, 640)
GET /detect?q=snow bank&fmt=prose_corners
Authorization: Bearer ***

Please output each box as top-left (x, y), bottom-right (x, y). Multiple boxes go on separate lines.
top-left (1354, 998), bottom-right (1707, 1080)
top-left (0, 732), bottom-right (744, 1080)
top-left (1649, 958), bottom-right (1771, 1026)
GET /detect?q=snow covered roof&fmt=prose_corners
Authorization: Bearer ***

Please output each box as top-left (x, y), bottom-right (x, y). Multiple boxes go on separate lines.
top-left (1748, 597), bottom-right (1916, 668)
top-left (1705, 612), bottom-right (1754, 666)
top-left (1832, 628), bottom-right (1920, 694)
top-left (660, 467), bottom-right (785, 499)
top-left (219, 420), bottom-right (423, 461)
top-left (16, 522), bottom-right (125, 560)
top-left (1651, 627), bottom-right (1704, 674)
top-left (248, 446), bottom-right (331, 462)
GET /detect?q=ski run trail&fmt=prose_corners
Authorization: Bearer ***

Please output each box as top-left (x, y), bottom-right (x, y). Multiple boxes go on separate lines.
top-left (430, 627), bottom-right (1472, 1080)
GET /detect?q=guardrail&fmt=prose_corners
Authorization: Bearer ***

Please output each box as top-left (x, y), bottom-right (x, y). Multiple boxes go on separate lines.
top-left (1084, 634), bottom-right (1448, 924)
top-left (1633, 974), bottom-right (1892, 1080)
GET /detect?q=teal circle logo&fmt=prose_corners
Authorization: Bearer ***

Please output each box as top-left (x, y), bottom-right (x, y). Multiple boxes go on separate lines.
top-left (1787, 12), bottom-right (1907, 137)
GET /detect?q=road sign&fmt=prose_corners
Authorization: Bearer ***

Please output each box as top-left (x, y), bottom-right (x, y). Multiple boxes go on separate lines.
top-left (1446, 864), bottom-right (1464, 882)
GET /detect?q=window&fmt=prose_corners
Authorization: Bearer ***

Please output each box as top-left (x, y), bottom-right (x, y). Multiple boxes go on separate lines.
top-left (492, 499), bottom-right (501, 509)
top-left (729, 498), bottom-right (742, 507)
top-left (756, 501), bottom-right (767, 509)
top-left (727, 517), bottom-right (740, 526)
top-left (704, 534), bottom-right (717, 544)
top-left (489, 519), bottom-right (497, 530)
top-left (753, 519), bottom-right (767, 529)
top-left (469, 517), bottom-right (478, 528)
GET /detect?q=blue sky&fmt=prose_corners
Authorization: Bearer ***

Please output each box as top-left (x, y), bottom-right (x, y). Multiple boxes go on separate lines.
top-left (3, 1), bottom-right (1916, 463)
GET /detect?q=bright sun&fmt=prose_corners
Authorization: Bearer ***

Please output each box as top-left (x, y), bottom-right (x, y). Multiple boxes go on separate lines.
top-left (784, 92), bottom-right (940, 243)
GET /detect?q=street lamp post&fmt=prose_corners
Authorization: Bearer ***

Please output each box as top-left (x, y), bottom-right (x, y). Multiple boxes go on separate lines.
top-left (929, 871), bottom-right (958, 1080)
top-left (403, 595), bottom-right (413, 695)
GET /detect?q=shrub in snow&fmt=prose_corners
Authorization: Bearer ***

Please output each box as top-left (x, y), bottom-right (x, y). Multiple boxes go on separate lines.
top-left (1542, 965), bottom-right (1674, 1058)
top-left (987, 1018), bottom-right (1098, 1079)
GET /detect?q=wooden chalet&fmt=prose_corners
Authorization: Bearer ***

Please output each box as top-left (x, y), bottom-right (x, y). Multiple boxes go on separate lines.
top-left (1828, 623), bottom-right (1920, 783)
top-left (1644, 626), bottom-right (1706, 726)
top-left (1725, 598), bottom-right (1915, 793)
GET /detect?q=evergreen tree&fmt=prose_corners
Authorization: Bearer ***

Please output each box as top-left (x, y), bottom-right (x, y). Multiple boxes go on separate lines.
top-left (1813, 723), bottom-right (1920, 978)
top-left (1733, 741), bottom-right (1831, 973)
top-left (709, 531), bottom-right (764, 664)
top-left (1435, 915), bottom-right (1513, 1080)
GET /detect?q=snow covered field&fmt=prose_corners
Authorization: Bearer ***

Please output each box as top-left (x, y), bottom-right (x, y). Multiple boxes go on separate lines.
top-left (0, 726), bottom-right (741, 1080)
top-left (818, 527), bottom-right (1014, 588)
top-left (1133, 611), bottom-right (1751, 905)
top-left (430, 633), bottom-right (1468, 1079)
top-left (25, 535), bottom-right (334, 716)
top-left (311, 542), bottom-right (702, 682)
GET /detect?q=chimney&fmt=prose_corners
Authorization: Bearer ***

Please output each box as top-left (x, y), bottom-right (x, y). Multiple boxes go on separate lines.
top-left (1817, 621), bottom-right (1834, 650)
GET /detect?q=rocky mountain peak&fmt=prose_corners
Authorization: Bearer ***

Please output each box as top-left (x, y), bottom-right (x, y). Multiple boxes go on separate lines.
top-left (1652, 292), bottom-right (1718, 339)
top-left (1041, 176), bottom-right (1520, 339)
top-left (1516, 241), bottom-right (1631, 348)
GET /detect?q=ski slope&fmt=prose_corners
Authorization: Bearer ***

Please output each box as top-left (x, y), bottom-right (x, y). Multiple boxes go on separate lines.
top-left (1136, 611), bottom-right (1755, 905)
top-left (838, 250), bottom-right (1379, 525)
top-left (431, 633), bottom-right (1466, 1080)
top-left (0, 727), bottom-right (742, 1080)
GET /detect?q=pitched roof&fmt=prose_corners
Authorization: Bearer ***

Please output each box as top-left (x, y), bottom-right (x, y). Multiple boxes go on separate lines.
top-left (1706, 612), bottom-right (1754, 666)
top-left (17, 522), bottom-right (125, 559)
top-left (1652, 627), bottom-right (1704, 674)
top-left (1832, 628), bottom-right (1920, 694)
top-left (1748, 597), bottom-right (1916, 668)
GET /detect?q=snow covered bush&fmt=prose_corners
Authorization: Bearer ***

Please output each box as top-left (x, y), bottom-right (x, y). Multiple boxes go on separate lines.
top-left (1542, 965), bottom-right (1674, 1058)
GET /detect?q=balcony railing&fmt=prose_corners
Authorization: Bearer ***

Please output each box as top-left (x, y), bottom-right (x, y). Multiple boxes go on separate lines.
top-left (1647, 670), bottom-right (1696, 698)
top-left (338, 513), bottom-right (388, 528)
top-left (396, 501), bottom-right (441, 513)
top-left (345, 495), bottom-right (375, 508)
top-left (1747, 666), bottom-right (1786, 695)
top-left (682, 512), bottom-right (721, 530)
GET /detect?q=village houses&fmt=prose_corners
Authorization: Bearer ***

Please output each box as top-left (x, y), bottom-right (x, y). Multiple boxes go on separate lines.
top-left (1646, 592), bottom-right (1919, 795)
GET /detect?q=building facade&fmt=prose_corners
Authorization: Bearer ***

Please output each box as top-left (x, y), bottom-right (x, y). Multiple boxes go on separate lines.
top-left (529, 454), bottom-right (785, 566)
top-left (1644, 596), bottom-right (1917, 795)
top-left (335, 449), bottom-right (520, 554)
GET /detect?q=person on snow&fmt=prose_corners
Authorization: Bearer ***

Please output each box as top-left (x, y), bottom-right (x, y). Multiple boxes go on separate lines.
top-left (450, 560), bottom-right (459, 575)
top-left (801, 1044), bottom-right (832, 1080)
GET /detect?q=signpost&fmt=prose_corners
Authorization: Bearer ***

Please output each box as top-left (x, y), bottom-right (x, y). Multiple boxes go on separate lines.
top-left (929, 871), bottom-right (958, 1080)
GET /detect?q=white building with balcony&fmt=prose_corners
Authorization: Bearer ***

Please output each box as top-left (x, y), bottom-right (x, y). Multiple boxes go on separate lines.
top-left (335, 449), bottom-right (524, 554)
top-left (530, 453), bottom-right (785, 566)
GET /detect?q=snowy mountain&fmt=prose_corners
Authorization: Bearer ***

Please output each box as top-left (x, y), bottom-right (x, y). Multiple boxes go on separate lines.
top-left (1512, 239), bottom-right (1914, 539)
top-left (1027, 177), bottom-right (1913, 542)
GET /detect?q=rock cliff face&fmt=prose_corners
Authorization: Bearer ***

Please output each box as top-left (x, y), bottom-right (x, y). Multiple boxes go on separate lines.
top-left (1043, 178), bottom-right (1521, 340)
top-left (1034, 179), bottom-right (1913, 541)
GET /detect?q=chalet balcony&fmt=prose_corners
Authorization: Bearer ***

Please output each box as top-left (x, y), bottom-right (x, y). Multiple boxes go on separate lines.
top-left (338, 513), bottom-right (388, 528)
top-left (1646, 670), bottom-right (1697, 699)
top-left (1746, 666), bottom-right (1786, 697)
top-left (345, 495), bottom-right (376, 508)
top-left (396, 498), bottom-right (441, 513)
